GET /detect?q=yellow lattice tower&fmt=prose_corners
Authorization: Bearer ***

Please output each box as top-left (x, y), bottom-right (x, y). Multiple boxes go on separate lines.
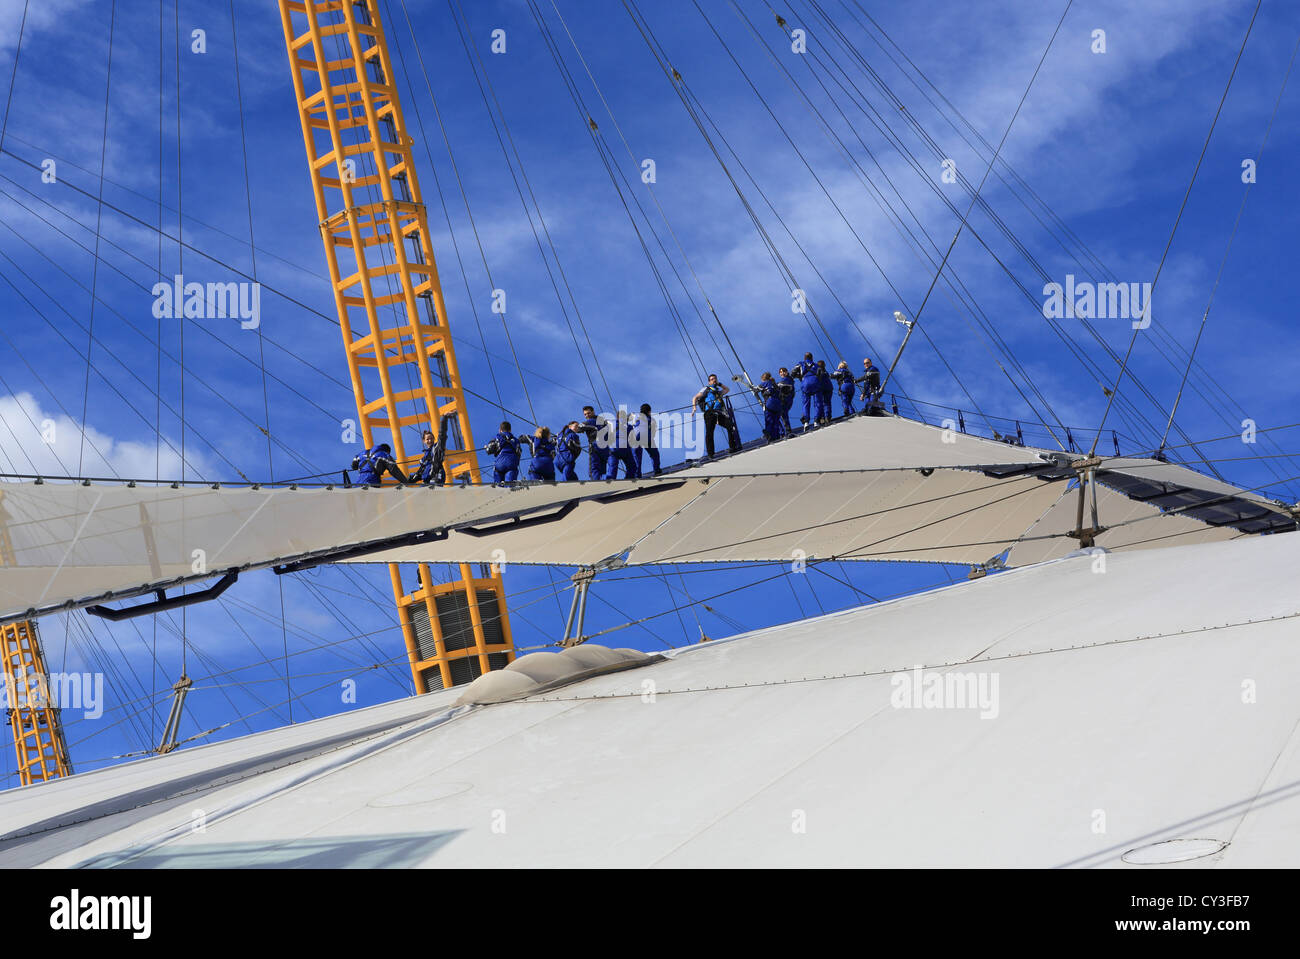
top-left (279, 0), bottom-right (515, 691)
top-left (0, 492), bottom-right (72, 786)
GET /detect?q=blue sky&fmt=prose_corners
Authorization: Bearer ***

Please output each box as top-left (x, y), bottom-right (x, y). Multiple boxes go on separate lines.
top-left (1, 0), bottom-right (1297, 781)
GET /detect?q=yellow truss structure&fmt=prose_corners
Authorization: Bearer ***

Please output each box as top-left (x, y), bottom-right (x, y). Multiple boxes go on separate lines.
top-left (279, 0), bottom-right (514, 691)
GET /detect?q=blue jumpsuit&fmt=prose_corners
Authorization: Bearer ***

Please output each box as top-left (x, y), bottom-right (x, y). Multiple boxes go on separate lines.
top-left (760, 381), bottom-right (784, 441)
top-left (778, 374), bottom-right (796, 433)
top-left (582, 415), bottom-right (608, 480)
top-left (605, 418), bottom-right (639, 480)
top-left (818, 367), bottom-right (834, 422)
top-left (833, 369), bottom-right (856, 417)
top-left (632, 414), bottom-right (661, 476)
top-left (555, 427), bottom-right (581, 481)
top-left (488, 431), bottom-right (520, 484)
top-left (526, 435), bottom-right (557, 482)
top-left (797, 362), bottom-right (826, 424)
top-left (353, 445), bottom-right (398, 485)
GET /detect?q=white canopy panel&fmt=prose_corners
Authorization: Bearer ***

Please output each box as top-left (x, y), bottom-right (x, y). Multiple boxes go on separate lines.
top-left (2, 412), bottom-right (1286, 622)
top-left (0, 480), bottom-right (612, 623)
top-left (1006, 485), bottom-right (1244, 566)
top-left (625, 469), bottom-right (1064, 565)
top-left (5, 532), bottom-right (1300, 867)
top-left (688, 413), bottom-right (1052, 474)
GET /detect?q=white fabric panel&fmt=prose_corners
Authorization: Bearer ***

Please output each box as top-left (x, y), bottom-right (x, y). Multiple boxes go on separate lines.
top-left (350, 480), bottom-right (709, 567)
top-left (7, 533), bottom-right (1300, 867)
top-left (631, 470), bottom-right (1066, 565)
top-left (687, 413), bottom-right (1050, 474)
top-left (1007, 485), bottom-right (1242, 566)
top-left (1100, 457), bottom-right (1281, 505)
top-left (0, 480), bottom-right (639, 621)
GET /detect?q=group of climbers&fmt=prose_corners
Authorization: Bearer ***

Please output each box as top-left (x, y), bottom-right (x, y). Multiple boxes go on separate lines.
top-left (483, 404), bottom-right (663, 484)
top-left (348, 354), bottom-right (882, 487)
top-left (753, 355), bottom-right (882, 443)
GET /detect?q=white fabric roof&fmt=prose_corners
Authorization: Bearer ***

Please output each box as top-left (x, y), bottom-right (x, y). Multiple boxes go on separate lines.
top-left (1006, 484), bottom-right (1243, 566)
top-left (0, 414), bottom-right (1277, 623)
top-left (3, 530), bottom-right (1299, 867)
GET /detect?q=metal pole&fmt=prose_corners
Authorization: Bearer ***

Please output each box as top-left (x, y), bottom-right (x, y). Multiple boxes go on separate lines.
top-left (879, 311), bottom-right (916, 397)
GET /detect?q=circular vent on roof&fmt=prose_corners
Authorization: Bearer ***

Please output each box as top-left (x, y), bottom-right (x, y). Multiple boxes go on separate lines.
top-left (1121, 838), bottom-right (1227, 865)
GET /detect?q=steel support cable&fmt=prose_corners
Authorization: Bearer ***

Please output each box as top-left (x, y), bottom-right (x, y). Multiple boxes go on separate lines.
top-left (760, 1), bottom-right (1064, 440)
top-left (448, 0), bottom-right (614, 413)
top-left (1, 133), bottom-right (578, 412)
top-left (66, 615), bottom-right (157, 750)
top-left (394, 0), bottom-right (538, 426)
top-left (0, 148), bottom-right (358, 336)
top-left (0, 239), bottom-right (220, 475)
top-left (0, 167), bottom-right (533, 476)
top-left (1160, 29), bottom-right (1300, 454)
top-left (0, 207), bottom-right (313, 480)
top-left (0, 269), bottom-right (122, 476)
top-left (1091, 0), bottom-right (1262, 457)
top-left (294, 581), bottom-right (412, 694)
top-left (530, 1), bottom-right (741, 396)
top-left (0, 175), bottom-right (354, 406)
top-left (672, 79), bottom-right (898, 376)
top-left (786, 0), bottom-right (1150, 451)
top-left (871, 1), bottom-right (1073, 449)
top-left (154, 0), bottom-right (164, 746)
top-left (0, 215), bottom-right (320, 481)
top-left (718, 0), bottom-right (1009, 418)
top-left (588, 129), bottom-right (711, 381)
top-left (838, 0), bottom-right (1261, 466)
top-left (231, 0), bottom-right (294, 724)
top-left (0, 175), bottom-right (357, 409)
top-left (678, 90), bottom-right (1015, 441)
top-left (546, 0), bottom-right (752, 382)
top-left (725, 1), bottom-right (1068, 445)
top-left (78, 0), bottom-right (117, 477)
top-left (382, 0), bottom-right (507, 418)
top-left (524, 0), bottom-right (712, 382)
top-left (627, 0), bottom-right (842, 364)
top-left (2, 130), bottom-right (329, 281)
top-left (0, 0), bottom-right (30, 157)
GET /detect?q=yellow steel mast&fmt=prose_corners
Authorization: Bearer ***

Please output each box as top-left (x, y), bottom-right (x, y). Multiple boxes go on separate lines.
top-left (0, 492), bottom-right (72, 786)
top-left (279, 0), bottom-right (514, 691)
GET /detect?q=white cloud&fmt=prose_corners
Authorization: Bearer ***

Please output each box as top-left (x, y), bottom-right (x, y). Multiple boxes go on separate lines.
top-left (0, 390), bottom-right (195, 479)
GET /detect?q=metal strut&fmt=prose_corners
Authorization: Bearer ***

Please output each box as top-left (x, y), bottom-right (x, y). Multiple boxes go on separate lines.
top-left (156, 674), bottom-right (193, 755)
top-left (1068, 457), bottom-right (1105, 548)
top-left (560, 557), bottom-right (626, 647)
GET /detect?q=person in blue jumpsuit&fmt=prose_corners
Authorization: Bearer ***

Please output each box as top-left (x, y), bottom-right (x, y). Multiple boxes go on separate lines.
top-left (555, 421), bottom-right (582, 481)
top-left (816, 360), bottom-right (834, 424)
top-left (632, 403), bottom-right (661, 476)
top-left (793, 353), bottom-right (823, 428)
top-left (758, 372), bottom-right (784, 441)
top-left (579, 406), bottom-right (609, 480)
top-left (408, 428), bottom-right (446, 486)
top-left (485, 421), bottom-right (521, 484)
top-left (833, 361), bottom-right (856, 417)
top-left (351, 443), bottom-right (407, 485)
top-left (521, 426), bottom-right (557, 482)
top-left (605, 409), bottom-right (640, 479)
top-left (777, 367), bottom-right (796, 434)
